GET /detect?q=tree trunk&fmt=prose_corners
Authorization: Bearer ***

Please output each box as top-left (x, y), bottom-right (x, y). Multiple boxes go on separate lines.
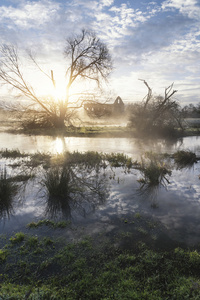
top-left (52, 109), bottom-right (66, 128)
top-left (54, 116), bottom-right (65, 128)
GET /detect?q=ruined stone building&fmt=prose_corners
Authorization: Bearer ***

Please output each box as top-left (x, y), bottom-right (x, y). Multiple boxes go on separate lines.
top-left (84, 96), bottom-right (124, 118)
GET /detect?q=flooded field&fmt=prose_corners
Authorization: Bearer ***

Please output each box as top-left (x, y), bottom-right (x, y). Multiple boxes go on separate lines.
top-left (1, 132), bottom-right (200, 249)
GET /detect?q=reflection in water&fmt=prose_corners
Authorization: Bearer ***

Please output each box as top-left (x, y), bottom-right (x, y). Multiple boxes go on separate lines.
top-left (0, 168), bottom-right (15, 219)
top-left (45, 195), bottom-right (72, 219)
top-left (43, 164), bottom-right (109, 220)
top-left (137, 152), bottom-right (172, 208)
top-left (54, 137), bottom-right (67, 154)
top-left (1, 133), bottom-right (200, 246)
top-left (137, 185), bottom-right (160, 208)
top-left (0, 195), bottom-right (13, 220)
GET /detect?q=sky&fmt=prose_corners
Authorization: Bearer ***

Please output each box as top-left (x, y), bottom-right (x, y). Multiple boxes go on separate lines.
top-left (0, 0), bottom-right (200, 106)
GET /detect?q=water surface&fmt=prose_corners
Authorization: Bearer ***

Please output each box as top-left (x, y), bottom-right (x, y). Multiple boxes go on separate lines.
top-left (1, 132), bottom-right (200, 157)
top-left (1, 132), bottom-right (200, 248)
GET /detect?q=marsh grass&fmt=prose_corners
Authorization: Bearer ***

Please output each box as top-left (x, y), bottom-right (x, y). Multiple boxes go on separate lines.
top-left (105, 152), bottom-right (134, 169)
top-left (29, 152), bottom-right (51, 167)
top-left (63, 151), bottom-right (104, 170)
top-left (27, 219), bottom-right (69, 229)
top-left (43, 165), bottom-right (75, 199)
top-left (52, 151), bottom-right (135, 171)
top-left (137, 152), bottom-right (171, 207)
top-left (42, 165), bottom-right (79, 218)
top-left (138, 152), bottom-right (171, 188)
top-left (42, 161), bottom-right (109, 219)
top-left (173, 150), bottom-right (197, 168)
top-left (0, 149), bottom-right (27, 158)
top-left (0, 167), bottom-right (17, 218)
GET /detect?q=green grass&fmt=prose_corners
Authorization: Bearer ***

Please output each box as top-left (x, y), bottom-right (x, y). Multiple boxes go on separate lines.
top-left (1, 231), bottom-right (200, 299)
top-left (27, 219), bottom-right (69, 229)
top-left (0, 249), bottom-right (8, 262)
top-left (10, 232), bottom-right (25, 244)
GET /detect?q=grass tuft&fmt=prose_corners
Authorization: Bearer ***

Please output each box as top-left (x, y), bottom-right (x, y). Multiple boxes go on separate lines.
top-left (173, 150), bottom-right (197, 168)
top-left (43, 166), bottom-right (74, 199)
top-left (27, 219), bottom-right (69, 229)
top-left (0, 148), bottom-right (27, 158)
top-left (138, 152), bottom-right (171, 187)
top-left (10, 232), bottom-right (25, 244)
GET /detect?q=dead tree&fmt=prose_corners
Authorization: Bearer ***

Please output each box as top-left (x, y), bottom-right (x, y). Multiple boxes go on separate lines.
top-left (129, 80), bottom-right (183, 136)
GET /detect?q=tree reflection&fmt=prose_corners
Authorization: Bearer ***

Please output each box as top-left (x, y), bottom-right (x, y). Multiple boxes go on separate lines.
top-left (137, 152), bottom-right (171, 208)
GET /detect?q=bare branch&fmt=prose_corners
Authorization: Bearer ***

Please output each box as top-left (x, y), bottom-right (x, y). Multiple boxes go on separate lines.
top-left (138, 79), bottom-right (152, 109)
top-left (65, 29), bottom-right (112, 89)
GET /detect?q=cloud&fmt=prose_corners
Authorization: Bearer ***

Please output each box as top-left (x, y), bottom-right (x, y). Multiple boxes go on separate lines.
top-left (0, 0), bottom-right (199, 104)
top-left (162, 0), bottom-right (200, 20)
top-left (100, 0), bottom-right (114, 8)
top-left (0, 0), bottom-right (60, 29)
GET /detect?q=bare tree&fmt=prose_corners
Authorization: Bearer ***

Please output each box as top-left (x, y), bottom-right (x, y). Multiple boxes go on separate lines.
top-left (129, 80), bottom-right (184, 137)
top-left (0, 29), bottom-right (112, 128)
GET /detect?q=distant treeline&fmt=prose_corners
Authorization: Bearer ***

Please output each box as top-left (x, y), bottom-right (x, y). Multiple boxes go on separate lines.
top-left (126, 102), bottom-right (200, 119)
top-left (182, 103), bottom-right (200, 118)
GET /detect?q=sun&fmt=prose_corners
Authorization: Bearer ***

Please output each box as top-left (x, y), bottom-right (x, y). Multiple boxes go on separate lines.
top-left (53, 83), bottom-right (67, 102)
top-left (33, 68), bottom-right (95, 103)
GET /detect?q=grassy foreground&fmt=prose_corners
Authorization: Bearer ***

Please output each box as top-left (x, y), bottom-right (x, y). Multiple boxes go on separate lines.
top-left (1, 227), bottom-right (200, 299)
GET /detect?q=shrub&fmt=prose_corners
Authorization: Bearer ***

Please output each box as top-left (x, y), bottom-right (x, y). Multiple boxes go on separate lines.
top-left (128, 81), bottom-right (184, 137)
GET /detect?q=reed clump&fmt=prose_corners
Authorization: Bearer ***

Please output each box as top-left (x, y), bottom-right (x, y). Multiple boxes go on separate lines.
top-left (173, 150), bottom-right (197, 168)
top-left (138, 152), bottom-right (171, 187)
